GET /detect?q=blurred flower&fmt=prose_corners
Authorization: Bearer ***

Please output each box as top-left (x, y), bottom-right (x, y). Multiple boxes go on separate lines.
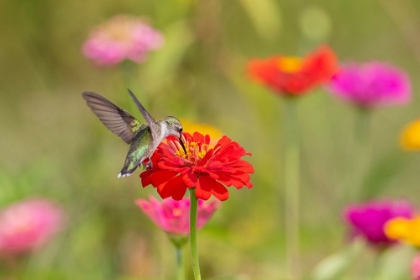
top-left (385, 215), bottom-right (420, 247)
top-left (411, 254), bottom-right (420, 280)
top-left (136, 196), bottom-right (219, 235)
top-left (247, 45), bottom-right (338, 96)
top-left (180, 119), bottom-right (223, 145)
top-left (400, 118), bottom-right (420, 151)
top-left (141, 132), bottom-right (254, 201)
top-left (327, 62), bottom-right (411, 108)
top-left (344, 200), bottom-right (413, 247)
top-left (82, 15), bottom-right (163, 66)
top-left (0, 198), bottom-right (64, 257)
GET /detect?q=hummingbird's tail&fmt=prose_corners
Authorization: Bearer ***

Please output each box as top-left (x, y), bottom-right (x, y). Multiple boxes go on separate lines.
top-left (118, 154), bottom-right (146, 178)
top-left (117, 166), bottom-right (137, 178)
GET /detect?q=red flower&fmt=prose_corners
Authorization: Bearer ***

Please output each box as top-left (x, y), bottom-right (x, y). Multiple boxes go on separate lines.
top-left (247, 45), bottom-right (338, 96)
top-left (140, 132), bottom-right (254, 201)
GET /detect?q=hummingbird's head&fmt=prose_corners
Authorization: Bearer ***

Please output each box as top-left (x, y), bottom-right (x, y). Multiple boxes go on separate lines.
top-left (163, 116), bottom-right (187, 154)
top-left (163, 116), bottom-right (183, 137)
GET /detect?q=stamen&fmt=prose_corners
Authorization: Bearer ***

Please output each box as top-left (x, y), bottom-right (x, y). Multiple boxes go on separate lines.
top-left (173, 139), bottom-right (214, 163)
top-left (168, 141), bottom-right (178, 152)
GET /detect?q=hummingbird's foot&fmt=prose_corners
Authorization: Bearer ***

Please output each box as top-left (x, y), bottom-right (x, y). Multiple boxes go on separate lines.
top-left (140, 161), bottom-right (153, 170)
top-left (147, 158), bottom-right (153, 170)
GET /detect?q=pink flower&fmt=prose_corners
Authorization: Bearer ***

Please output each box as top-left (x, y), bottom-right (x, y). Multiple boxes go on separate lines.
top-left (411, 254), bottom-right (420, 280)
top-left (327, 62), bottom-right (411, 108)
top-left (136, 196), bottom-right (219, 235)
top-left (343, 200), bottom-right (413, 247)
top-left (82, 15), bottom-right (164, 66)
top-left (0, 198), bottom-right (64, 256)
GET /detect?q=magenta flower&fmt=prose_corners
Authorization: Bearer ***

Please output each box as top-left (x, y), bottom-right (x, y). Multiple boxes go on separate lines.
top-left (136, 196), bottom-right (219, 235)
top-left (327, 62), bottom-right (411, 108)
top-left (0, 198), bottom-right (64, 257)
top-left (82, 15), bottom-right (164, 66)
top-left (411, 254), bottom-right (420, 280)
top-left (344, 200), bottom-right (413, 247)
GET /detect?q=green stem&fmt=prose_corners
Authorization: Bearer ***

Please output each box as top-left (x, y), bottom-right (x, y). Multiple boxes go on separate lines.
top-left (369, 250), bottom-right (384, 280)
top-left (353, 107), bottom-right (371, 200)
top-left (176, 247), bottom-right (185, 280)
top-left (283, 97), bottom-right (300, 280)
top-left (121, 60), bottom-right (137, 89)
top-left (189, 188), bottom-right (202, 280)
top-left (169, 234), bottom-right (188, 280)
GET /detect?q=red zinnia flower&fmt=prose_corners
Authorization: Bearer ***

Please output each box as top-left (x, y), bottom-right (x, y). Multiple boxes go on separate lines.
top-left (140, 132), bottom-right (254, 201)
top-left (247, 45), bottom-right (338, 96)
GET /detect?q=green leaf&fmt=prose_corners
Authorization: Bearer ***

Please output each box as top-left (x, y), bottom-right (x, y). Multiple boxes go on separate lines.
top-left (375, 245), bottom-right (414, 280)
top-left (311, 239), bottom-right (365, 280)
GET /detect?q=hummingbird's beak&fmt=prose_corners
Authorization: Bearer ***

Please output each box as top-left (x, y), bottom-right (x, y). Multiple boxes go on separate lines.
top-left (179, 137), bottom-right (187, 155)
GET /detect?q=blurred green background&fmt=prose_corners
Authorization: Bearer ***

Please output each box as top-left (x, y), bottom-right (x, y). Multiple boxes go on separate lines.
top-left (1, 0), bottom-right (420, 279)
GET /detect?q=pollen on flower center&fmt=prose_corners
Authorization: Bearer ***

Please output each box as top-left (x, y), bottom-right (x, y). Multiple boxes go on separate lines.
top-left (175, 147), bottom-right (189, 159)
top-left (172, 208), bottom-right (182, 217)
top-left (101, 16), bottom-right (134, 42)
top-left (174, 141), bottom-right (213, 161)
top-left (278, 56), bottom-right (302, 73)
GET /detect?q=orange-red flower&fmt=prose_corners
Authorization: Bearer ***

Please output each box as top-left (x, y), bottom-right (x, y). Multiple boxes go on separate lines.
top-left (140, 132), bottom-right (254, 201)
top-left (247, 45), bottom-right (338, 96)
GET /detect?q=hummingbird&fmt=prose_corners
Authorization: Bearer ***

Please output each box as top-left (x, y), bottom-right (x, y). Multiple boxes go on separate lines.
top-left (82, 89), bottom-right (187, 178)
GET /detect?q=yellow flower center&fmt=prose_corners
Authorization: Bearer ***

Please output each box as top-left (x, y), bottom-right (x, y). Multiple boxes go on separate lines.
top-left (277, 56), bottom-right (302, 73)
top-left (100, 15), bottom-right (137, 42)
top-left (175, 141), bottom-right (213, 162)
top-left (172, 208), bottom-right (182, 217)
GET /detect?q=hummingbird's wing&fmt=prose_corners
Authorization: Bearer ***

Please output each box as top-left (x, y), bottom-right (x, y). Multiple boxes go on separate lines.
top-left (82, 92), bottom-right (145, 144)
top-left (127, 89), bottom-right (159, 140)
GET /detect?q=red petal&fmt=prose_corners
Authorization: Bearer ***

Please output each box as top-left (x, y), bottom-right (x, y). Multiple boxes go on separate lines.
top-left (216, 173), bottom-right (232, 186)
top-left (182, 171), bottom-right (198, 188)
top-left (195, 176), bottom-right (229, 201)
top-left (224, 160), bottom-right (255, 173)
top-left (195, 176), bottom-right (228, 201)
top-left (182, 132), bottom-right (193, 142)
top-left (208, 179), bottom-right (229, 201)
top-left (158, 160), bottom-right (189, 173)
top-left (231, 173), bottom-right (253, 188)
top-left (198, 148), bottom-right (214, 165)
top-left (150, 170), bottom-right (178, 189)
top-left (195, 176), bottom-right (212, 200)
top-left (158, 175), bottom-right (187, 200)
top-left (302, 45), bottom-right (338, 83)
top-left (140, 169), bottom-right (152, 187)
top-left (192, 132), bottom-right (206, 144)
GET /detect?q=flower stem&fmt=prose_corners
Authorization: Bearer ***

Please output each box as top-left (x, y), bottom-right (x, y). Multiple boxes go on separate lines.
top-left (176, 247), bottom-right (185, 280)
top-left (189, 188), bottom-right (202, 280)
top-left (169, 234), bottom-right (188, 280)
top-left (283, 97), bottom-right (300, 280)
top-left (352, 107), bottom-right (371, 200)
top-left (121, 60), bottom-right (137, 89)
top-left (369, 250), bottom-right (384, 280)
